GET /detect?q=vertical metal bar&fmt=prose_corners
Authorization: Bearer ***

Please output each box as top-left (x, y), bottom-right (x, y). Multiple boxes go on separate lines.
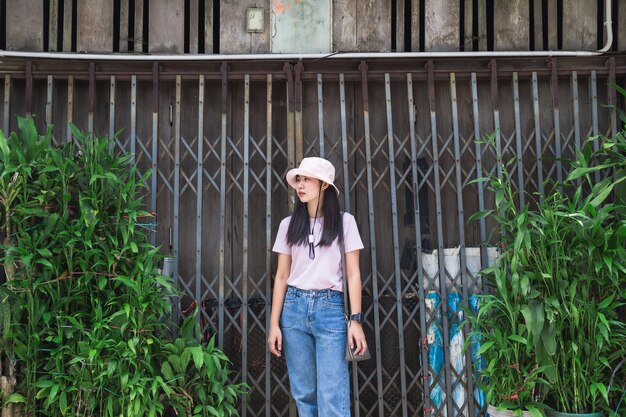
top-left (218, 63), bottom-right (229, 349)
top-left (471, 73), bottom-right (488, 292)
top-left (3, 76), bottom-right (10, 135)
top-left (359, 61), bottom-right (384, 417)
top-left (490, 60), bottom-right (502, 178)
top-left (427, 60), bottom-right (454, 417)
top-left (25, 62), bottom-right (33, 116)
top-left (512, 72), bottom-right (525, 209)
top-left (46, 76), bottom-right (53, 130)
top-left (550, 58), bottom-right (562, 184)
top-left (450, 72), bottom-right (474, 417)
top-left (609, 57), bottom-right (617, 137)
top-left (109, 76), bottom-right (116, 143)
top-left (294, 62), bottom-right (304, 162)
top-left (407, 72), bottom-right (433, 417)
top-left (532, 72), bottom-right (544, 198)
top-left (173, 75), bottom-right (182, 329)
top-left (88, 62), bottom-right (95, 134)
top-left (242, 74), bottom-right (250, 417)
top-left (590, 71), bottom-right (600, 184)
top-left (130, 75), bottom-right (137, 161)
top-left (284, 63), bottom-right (295, 212)
top-left (265, 74), bottom-right (273, 417)
top-left (384, 74), bottom-right (408, 417)
top-left (571, 71), bottom-right (581, 155)
top-left (151, 63), bottom-right (159, 246)
top-left (67, 75), bottom-right (74, 143)
top-left (196, 75), bottom-right (205, 330)
top-left (340, 74), bottom-right (350, 211)
top-left (317, 73), bottom-right (325, 157)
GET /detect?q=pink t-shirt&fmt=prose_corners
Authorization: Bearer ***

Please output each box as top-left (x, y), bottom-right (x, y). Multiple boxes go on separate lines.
top-left (272, 212), bottom-right (364, 292)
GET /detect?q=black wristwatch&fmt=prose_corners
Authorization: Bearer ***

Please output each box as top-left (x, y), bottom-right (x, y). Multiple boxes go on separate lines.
top-left (349, 313), bottom-right (365, 324)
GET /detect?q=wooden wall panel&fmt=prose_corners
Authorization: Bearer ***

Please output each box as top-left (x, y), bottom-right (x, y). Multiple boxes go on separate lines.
top-left (333, 0), bottom-right (357, 51)
top-left (494, 0), bottom-right (530, 50)
top-left (63, 0), bottom-right (74, 51)
top-left (149, 0), bottom-right (184, 53)
top-left (563, 0), bottom-right (597, 50)
top-left (220, 0), bottom-right (270, 54)
top-left (6, 0), bottom-right (44, 51)
top-left (77, 0), bottom-right (114, 52)
top-left (425, 0), bottom-right (460, 51)
top-left (356, 0), bottom-right (392, 52)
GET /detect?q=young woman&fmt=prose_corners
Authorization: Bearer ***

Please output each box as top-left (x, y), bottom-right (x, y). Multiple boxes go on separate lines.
top-left (268, 157), bottom-right (367, 417)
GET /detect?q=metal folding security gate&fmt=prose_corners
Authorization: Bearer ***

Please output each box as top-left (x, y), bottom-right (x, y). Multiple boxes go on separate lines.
top-left (0, 55), bottom-right (622, 417)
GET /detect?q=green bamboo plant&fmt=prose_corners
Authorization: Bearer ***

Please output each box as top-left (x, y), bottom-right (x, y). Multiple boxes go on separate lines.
top-left (467, 134), bottom-right (550, 417)
top-left (469, 131), bottom-right (626, 416)
top-left (0, 117), bottom-right (245, 417)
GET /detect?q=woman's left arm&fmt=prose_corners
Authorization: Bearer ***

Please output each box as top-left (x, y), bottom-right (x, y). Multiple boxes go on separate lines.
top-left (345, 250), bottom-right (368, 356)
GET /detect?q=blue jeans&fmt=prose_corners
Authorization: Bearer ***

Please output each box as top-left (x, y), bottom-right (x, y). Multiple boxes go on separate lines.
top-left (280, 286), bottom-right (350, 417)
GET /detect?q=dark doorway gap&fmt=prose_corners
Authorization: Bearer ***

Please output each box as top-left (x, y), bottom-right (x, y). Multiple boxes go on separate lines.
top-left (459, 0), bottom-right (465, 51)
top-left (391, 0), bottom-right (397, 51)
top-left (419, 0), bottom-right (425, 51)
top-left (128, 0), bottom-right (135, 51)
top-left (198, 0), bottom-right (205, 53)
top-left (404, 0), bottom-right (411, 51)
top-left (43, 0), bottom-right (50, 51)
top-left (184, 0), bottom-right (190, 53)
top-left (71, 0), bottom-right (77, 51)
top-left (529, 0), bottom-right (535, 50)
top-left (542, 0), bottom-right (548, 50)
top-left (113, 0), bottom-right (120, 52)
top-left (472, 0), bottom-right (479, 50)
top-left (213, 0), bottom-right (219, 53)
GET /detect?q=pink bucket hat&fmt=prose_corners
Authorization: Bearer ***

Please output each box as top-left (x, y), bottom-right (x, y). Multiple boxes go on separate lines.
top-left (286, 157), bottom-right (340, 194)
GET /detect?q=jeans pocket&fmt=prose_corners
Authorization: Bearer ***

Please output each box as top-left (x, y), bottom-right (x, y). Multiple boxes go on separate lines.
top-left (320, 308), bottom-right (347, 333)
top-left (280, 298), bottom-right (300, 330)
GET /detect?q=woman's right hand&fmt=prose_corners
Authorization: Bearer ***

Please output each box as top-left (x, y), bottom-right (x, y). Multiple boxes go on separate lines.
top-left (268, 324), bottom-right (283, 357)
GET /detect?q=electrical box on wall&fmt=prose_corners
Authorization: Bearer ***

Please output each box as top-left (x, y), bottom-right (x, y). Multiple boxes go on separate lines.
top-left (270, 0), bottom-right (332, 53)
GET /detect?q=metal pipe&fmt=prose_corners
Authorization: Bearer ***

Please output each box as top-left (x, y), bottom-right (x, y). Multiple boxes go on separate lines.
top-left (0, 50), bottom-right (603, 62)
top-left (598, 0), bottom-right (613, 52)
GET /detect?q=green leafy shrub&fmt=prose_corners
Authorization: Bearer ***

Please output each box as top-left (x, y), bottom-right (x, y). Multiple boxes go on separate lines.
top-left (469, 132), bottom-right (626, 415)
top-left (0, 117), bottom-right (245, 417)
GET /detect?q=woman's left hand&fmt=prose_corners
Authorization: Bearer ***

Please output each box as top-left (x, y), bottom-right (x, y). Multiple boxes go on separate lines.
top-left (348, 322), bottom-right (367, 356)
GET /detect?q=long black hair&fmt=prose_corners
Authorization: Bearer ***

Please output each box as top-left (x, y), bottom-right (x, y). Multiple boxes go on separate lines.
top-left (286, 184), bottom-right (343, 248)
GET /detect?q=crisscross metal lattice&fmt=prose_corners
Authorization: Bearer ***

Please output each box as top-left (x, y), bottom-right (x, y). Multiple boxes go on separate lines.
top-left (0, 56), bottom-right (619, 417)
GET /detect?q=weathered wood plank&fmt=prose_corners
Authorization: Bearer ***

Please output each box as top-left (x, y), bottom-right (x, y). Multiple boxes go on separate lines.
top-left (533, 0), bottom-right (543, 50)
top-left (220, 0), bottom-right (270, 54)
top-left (6, 0), bottom-right (44, 51)
top-left (396, 0), bottom-right (404, 51)
top-left (464, 0), bottom-right (473, 50)
top-left (119, 0), bottom-right (129, 52)
top-left (410, 0), bottom-right (420, 51)
top-left (495, 0), bottom-right (530, 50)
top-left (478, 0), bottom-right (487, 50)
top-left (357, 0), bottom-right (392, 51)
top-left (134, 0), bottom-right (145, 52)
top-left (562, 0), bottom-right (597, 50)
top-left (149, 0), bottom-right (184, 53)
top-left (49, 0), bottom-right (59, 51)
top-left (77, 0), bottom-right (114, 52)
top-left (333, 0), bottom-right (357, 51)
top-left (619, 0), bottom-right (626, 51)
top-left (425, 0), bottom-right (460, 51)
top-left (547, 0), bottom-right (558, 50)
top-left (63, 0), bottom-right (73, 51)
top-left (190, 0), bottom-right (199, 53)
top-left (204, 0), bottom-right (214, 53)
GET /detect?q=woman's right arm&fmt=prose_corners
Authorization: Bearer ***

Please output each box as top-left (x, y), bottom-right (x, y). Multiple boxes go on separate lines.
top-left (268, 253), bottom-right (291, 357)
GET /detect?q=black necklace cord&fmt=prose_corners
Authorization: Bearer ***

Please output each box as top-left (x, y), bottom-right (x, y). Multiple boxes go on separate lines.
top-left (308, 183), bottom-right (323, 260)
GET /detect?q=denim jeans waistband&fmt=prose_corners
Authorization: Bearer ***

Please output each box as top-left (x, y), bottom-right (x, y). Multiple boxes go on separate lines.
top-left (286, 285), bottom-right (342, 299)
